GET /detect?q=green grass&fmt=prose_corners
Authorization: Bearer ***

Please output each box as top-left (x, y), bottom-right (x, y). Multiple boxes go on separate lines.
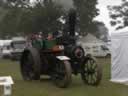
top-left (0, 58), bottom-right (128, 96)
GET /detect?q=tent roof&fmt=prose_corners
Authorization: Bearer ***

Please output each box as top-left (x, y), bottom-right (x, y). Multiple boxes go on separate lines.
top-left (79, 33), bottom-right (103, 43)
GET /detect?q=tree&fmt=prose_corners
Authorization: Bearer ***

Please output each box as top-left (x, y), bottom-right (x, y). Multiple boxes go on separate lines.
top-left (0, 0), bottom-right (31, 37)
top-left (93, 21), bottom-right (109, 41)
top-left (108, 0), bottom-right (128, 30)
top-left (73, 0), bottom-right (99, 35)
top-left (0, 0), bottom-right (99, 38)
top-left (0, 0), bottom-right (64, 37)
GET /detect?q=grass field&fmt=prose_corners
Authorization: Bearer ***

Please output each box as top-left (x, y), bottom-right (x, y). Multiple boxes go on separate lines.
top-left (0, 58), bottom-right (128, 96)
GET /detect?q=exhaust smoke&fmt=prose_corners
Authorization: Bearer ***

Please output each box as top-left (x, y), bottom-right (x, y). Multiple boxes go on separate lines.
top-left (54, 0), bottom-right (74, 10)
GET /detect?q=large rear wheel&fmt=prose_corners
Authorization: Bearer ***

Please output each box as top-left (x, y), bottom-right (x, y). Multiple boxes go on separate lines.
top-left (81, 57), bottom-right (102, 86)
top-left (52, 60), bottom-right (72, 88)
top-left (20, 48), bottom-right (41, 80)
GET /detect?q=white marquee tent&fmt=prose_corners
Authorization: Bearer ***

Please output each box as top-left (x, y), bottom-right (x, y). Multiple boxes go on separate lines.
top-left (111, 27), bottom-right (128, 83)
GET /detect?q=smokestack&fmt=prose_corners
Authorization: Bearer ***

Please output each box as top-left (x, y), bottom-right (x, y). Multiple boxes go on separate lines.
top-left (68, 9), bottom-right (76, 36)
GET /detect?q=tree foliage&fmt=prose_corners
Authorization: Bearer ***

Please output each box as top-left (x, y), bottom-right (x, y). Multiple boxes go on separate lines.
top-left (0, 0), bottom-right (100, 38)
top-left (73, 0), bottom-right (99, 35)
top-left (0, 0), bottom-right (64, 37)
top-left (93, 21), bottom-right (108, 41)
top-left (108, 0), bottom-right (128, 30)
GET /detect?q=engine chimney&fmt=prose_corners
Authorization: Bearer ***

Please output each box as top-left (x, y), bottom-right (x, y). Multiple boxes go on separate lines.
top-left (68, 9), bottom-right (76, 36)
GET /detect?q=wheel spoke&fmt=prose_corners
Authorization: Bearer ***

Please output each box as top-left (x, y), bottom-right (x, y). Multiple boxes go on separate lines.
top-left (91, 74), bottom-right (97, 84)
top-left (87, 60), bottom-right (91, 70)
top-left (88, 74), bottom-right (92, 84)
top-left (90, 60), bottom-right (95, 69)
top-left (89, 59), bottom-right (96, 70)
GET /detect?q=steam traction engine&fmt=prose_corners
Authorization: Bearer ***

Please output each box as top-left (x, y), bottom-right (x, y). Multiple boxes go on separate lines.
top-left (20, 9), bottom-right (102, 88)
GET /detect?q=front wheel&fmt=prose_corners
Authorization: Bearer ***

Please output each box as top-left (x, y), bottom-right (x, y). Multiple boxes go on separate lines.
top-left (81, 57), bottom-right (102, 86)
top-left (52, 60), bottom-right (72, 88)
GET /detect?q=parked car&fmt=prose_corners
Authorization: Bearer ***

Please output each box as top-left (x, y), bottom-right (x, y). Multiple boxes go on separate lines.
top-left (2, 44), bottom-right (12, 59)
top-left (11, 37), bottom-right (26, 60)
